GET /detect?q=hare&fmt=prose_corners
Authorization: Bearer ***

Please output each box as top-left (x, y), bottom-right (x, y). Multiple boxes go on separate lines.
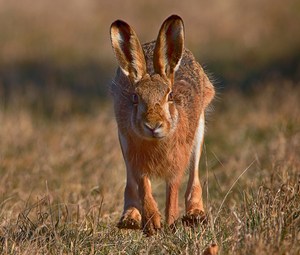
top-left (110, 15), bottom-right (215, 235)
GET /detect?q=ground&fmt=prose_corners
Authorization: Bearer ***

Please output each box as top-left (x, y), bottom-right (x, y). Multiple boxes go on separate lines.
top-left (0, 83), bottom-right (299, 254)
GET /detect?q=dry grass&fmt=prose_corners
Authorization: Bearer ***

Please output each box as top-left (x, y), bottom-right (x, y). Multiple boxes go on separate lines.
top-left (0, 82), bottom-right (299, 254)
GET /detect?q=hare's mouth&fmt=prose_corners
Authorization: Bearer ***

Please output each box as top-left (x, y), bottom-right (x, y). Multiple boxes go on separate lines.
top-left (131, 119), bottom-right (169, 141)
top-left (151, 132), bottom-right (166, 139)
top-left (141, 122), bottom-right (168, 140)
top-left (141, 129), bottom-right (166, 140)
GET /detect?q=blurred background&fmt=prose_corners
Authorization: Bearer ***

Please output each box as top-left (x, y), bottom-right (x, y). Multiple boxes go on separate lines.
top-left (1, 0), bottom-right (299, 117)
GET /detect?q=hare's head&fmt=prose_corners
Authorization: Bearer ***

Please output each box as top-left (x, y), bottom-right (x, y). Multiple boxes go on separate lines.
top-left (110, 15), bottom-right (184, 140)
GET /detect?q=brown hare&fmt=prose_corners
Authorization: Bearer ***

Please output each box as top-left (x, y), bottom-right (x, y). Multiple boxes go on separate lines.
top-left (110, 15), bottom-right (215, 235)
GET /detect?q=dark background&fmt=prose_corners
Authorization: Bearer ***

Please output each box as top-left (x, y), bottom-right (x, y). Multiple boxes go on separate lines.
top-left (1, 0), bottom-right (299, 116)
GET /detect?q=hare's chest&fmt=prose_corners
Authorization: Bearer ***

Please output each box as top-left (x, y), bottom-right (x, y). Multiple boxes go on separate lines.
top-left (128, 140), bottom-right (191, 180)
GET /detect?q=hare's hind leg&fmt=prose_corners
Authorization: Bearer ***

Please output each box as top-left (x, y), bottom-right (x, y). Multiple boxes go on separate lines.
top-left (183, 112), bottom-right (207, 226)
top-left (117, 133), bottom-right (141, 229)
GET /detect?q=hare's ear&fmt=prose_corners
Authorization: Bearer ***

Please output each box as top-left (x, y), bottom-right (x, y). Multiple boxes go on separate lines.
top-left (110, 20), bottom-right (147, 84)
top-left (153, 15), bottom-right (184, 85)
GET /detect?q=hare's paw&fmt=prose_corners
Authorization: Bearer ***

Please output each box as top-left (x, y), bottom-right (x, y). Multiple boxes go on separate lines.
top-left (117, 207), bottom-right (141, 229)
top-left (142, 211), bottom-right (161, 236)
top-left (203, 244), bottom-right (219, 255)
top-left (182, 209), bottom-right (207, 227)
top-left (168, 218), bottom-right (182, 233)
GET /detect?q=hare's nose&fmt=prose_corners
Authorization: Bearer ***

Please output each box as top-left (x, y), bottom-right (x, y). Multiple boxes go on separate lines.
top-left (144, 122), bottom-right (163, 132)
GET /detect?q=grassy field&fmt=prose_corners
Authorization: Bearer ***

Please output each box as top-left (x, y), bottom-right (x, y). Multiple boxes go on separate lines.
top-left (0, 82), bottom-right (299, 254)
top-left (0, 0), bottom-right (300, 254)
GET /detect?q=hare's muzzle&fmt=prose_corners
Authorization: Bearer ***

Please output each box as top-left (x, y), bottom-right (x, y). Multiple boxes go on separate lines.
top-left (143, 121), bottom-right (165, 139)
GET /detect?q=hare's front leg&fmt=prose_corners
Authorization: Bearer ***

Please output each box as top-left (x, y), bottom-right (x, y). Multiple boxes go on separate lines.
top-left (138, 176), bottom-right (161, 235)
top-left (183, 113), bottom-right (207, 225)
top-left (166, 180), bottom-right (180, 226)
top-left (117, 134), bottom-right (141, 229)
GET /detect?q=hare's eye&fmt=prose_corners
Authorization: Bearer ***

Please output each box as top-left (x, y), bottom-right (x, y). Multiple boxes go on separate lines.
top-left (168, 91), bottom-right (174, 101)
top-left (131, 93), bottom-right (139, 104)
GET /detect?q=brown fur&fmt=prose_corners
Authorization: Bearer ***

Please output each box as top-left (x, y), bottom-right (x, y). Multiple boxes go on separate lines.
top-left (110, 15), bottom-right (215, 235)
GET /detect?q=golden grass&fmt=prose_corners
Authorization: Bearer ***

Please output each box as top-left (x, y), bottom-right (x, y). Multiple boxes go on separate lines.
top-left (0, 82), bottom-right (299, 254)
